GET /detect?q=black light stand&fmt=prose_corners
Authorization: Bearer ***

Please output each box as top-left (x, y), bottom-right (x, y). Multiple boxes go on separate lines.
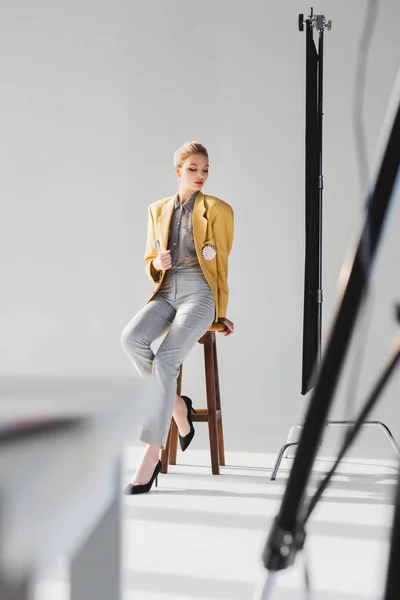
top-left (256, 50), bottom-right (400, 599)
top-left (271, 8), bottom-right (331, 477)
top-left (301, 7), bottom-right (330, 396)
top-left (270, 7), bottom-right (400, 481)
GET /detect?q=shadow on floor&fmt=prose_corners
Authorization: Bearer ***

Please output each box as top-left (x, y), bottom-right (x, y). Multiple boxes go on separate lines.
top-left (125, 569), bottom-right (378, 600)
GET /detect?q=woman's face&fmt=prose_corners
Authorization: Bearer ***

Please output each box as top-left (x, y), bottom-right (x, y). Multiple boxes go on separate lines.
top-left (176, 153), bottom-right (209, 193)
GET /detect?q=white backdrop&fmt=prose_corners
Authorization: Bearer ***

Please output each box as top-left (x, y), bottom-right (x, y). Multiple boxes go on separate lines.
top-left (1, 0), bottom-right (400, 457)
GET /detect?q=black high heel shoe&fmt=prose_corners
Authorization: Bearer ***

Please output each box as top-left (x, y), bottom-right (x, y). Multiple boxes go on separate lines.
top-left (179, 395), bottom-right (197, 452)
top-left (123, 460), bottom-right (162, 495)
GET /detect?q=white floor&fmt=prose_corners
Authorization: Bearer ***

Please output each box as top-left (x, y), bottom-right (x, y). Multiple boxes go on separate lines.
top-left (35, 449), bottom-right (397, 600)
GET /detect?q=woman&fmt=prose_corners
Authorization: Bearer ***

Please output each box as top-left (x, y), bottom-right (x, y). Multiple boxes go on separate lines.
top-left (121, 141), bottom-right (234, 495)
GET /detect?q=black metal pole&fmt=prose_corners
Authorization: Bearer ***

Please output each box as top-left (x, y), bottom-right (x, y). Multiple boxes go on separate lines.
top-left (301, 15), bottom-right (326, 395)
top-left (304, 333), bottom-right (400, 523)
top-left (316, 28), bottom-right (324, 369)
top-left (263, 77), bottom-right (400, 572)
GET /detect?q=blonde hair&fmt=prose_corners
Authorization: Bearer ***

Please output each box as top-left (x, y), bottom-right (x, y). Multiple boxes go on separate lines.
top-left (174, 141), bottom-right (209, 167)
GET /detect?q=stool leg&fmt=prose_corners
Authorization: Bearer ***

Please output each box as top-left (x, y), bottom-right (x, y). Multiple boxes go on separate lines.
top-left (169, 365), bottom-right (183, 465)
top-left (169, 421), bottom-right (179, 465)
top-left (204, 332), bottom-right (220, 475)
top-left (161, 427), bottom-right (171, 474)
top-left (212, 334), bottom-right (225, 466)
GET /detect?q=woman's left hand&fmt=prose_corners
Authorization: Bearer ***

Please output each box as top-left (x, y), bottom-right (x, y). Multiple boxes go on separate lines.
top-left (218, 317), bottom-right (234, 336)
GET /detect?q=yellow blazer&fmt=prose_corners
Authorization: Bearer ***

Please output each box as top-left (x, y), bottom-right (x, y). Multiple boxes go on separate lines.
top-left (144, 191), bottom-right (234, 322)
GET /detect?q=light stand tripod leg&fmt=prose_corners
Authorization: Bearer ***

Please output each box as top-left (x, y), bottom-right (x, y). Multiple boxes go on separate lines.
top-left (271, 418), bottom-right (400, 481)
top-left (327, 420), bottom-right (400, 457)
top-left (270, 443), bottom-right (300, 481)
top-left (372, 422), bottom-right (400, 457)
top-left (284, 424), bottom-right (303, 457)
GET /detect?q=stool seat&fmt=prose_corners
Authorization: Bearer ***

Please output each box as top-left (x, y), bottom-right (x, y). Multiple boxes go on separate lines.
top-left (161, 327), bottom-right (225, 475)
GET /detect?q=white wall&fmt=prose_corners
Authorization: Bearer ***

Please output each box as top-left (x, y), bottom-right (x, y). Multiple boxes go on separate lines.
top-left (1, 0), bottom-right (399, 457)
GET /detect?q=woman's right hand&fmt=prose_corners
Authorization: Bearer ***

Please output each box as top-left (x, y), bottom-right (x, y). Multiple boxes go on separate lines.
top-left (153, 250), bottom-right (172, 272)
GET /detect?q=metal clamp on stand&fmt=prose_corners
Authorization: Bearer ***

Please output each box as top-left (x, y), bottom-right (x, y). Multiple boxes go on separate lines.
top-left (262, 517), bottom-right (306, 571)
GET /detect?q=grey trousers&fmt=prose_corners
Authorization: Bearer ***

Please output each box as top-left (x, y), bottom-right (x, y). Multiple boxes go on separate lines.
top-left (121, 265), bottom-right (215, 447)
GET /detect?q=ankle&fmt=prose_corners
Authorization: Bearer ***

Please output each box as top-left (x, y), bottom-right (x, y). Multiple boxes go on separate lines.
top-left (143, 444), bottom-right (161, 462)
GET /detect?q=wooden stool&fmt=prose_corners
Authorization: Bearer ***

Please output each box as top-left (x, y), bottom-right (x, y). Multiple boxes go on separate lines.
top-left (161, 323), bottom-right (226, 475)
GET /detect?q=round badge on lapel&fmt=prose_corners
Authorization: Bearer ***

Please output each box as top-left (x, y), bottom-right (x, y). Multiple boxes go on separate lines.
top-left (201, 244), bottom-right (217, 260)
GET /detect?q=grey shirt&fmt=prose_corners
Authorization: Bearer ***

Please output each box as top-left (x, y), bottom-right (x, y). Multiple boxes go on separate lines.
top-left (167, 191), bottom-right (200, 269)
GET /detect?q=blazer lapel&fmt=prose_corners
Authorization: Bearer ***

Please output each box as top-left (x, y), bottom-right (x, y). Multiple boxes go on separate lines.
top-left (158, 196), bottom-right (175, 250)
top-left (193, 191), bottom-right (208, 247)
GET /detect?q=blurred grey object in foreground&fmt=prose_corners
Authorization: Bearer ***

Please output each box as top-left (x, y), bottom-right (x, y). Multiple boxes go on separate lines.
top-left (0, 376), bottom-right (155, 600)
